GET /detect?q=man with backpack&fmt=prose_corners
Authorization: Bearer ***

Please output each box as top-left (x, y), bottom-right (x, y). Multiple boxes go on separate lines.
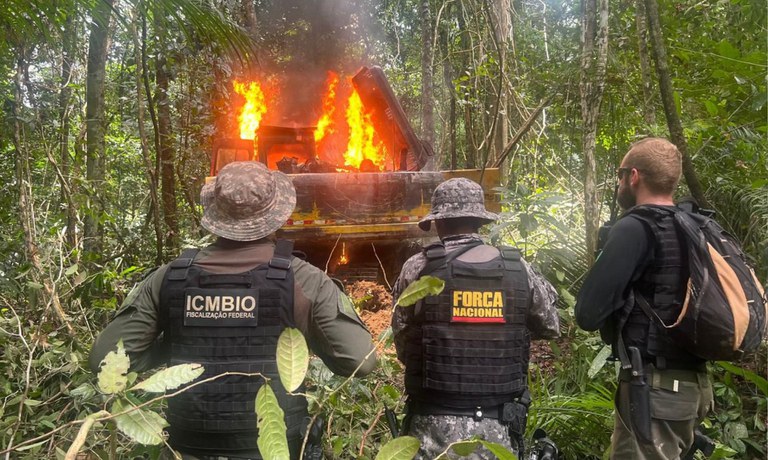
top-left (391, 177), bottom-right (560, 459)
top-left (575, 137), bottom-right (716, 459)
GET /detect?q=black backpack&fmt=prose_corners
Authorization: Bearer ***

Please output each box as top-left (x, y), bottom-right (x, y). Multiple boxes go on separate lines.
top-left (634, 207), bottom-right (767, 361)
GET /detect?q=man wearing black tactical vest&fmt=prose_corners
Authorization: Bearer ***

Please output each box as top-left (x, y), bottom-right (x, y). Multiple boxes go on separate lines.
top-left (391, 178), bottom-right (560, 459)
top-left (89, 161), bottom-right (377, 460)
top-left (575, 138), bottom-right (714, 459)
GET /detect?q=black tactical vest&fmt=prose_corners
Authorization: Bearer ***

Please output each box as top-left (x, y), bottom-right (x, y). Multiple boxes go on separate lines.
top-left (158, 244), bottom-right (307, 457)
top-left (621, 206), bottom-right (703, 368)
top-left (403, 242), bottom-right (531, 408)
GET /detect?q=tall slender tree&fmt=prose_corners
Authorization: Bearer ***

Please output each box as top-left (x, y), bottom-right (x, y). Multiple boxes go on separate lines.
top-left (84, 0), bottom-right (115, 258)
top-left (644, 0), bottom-right (709, 207)
top-left (420, 0), bottom-right (435, 150)
top-left (580, 0), bottom-right (609, 261)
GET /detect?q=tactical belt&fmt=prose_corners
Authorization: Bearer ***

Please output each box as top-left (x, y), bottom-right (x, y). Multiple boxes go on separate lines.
top-left (408, 400), bottom-right (503, 420)
top-left (618, 365), bottom-right (704, 393)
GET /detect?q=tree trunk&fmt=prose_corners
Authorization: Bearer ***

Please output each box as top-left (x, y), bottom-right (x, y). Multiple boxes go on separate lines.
top-left (84, 0), bottom-right (114, 258)
top-left (131, 8), bottom-right (164, 265)
top-left (580, 0), bottom-right (609, 263)
top-left (420, 0), bottom-right (435, 150)
top-left (644, 0), bottom-right (709, 207)
top-left (154, 13), bottom-right (178, 253)
top-left (635, 0), bottom-right (655, 126)
top-left (489, 0), bottom-right (512, 164)
top-left (59, 11), bottom-right (78, 249)
top-left (457, 2), bottom-right (477, 168)
top-left (438, 16), bottom-right (457, 170)
top-left (12, 51), bottom-right (74, 335)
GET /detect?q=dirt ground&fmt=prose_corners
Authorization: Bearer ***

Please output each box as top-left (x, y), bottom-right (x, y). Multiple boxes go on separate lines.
top-left (346, 281), bottom-right (396, 352)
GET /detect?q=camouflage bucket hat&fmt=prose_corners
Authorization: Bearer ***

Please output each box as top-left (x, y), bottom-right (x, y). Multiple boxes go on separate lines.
top-left (199, 181), bottom-right (214, 209)
top-left (201, 161), bottom-right (296, 241)
top-left (418, 177), bottom-right (498, 231)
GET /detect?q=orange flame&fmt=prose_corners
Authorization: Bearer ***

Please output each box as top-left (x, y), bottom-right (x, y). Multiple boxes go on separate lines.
top-left (233, 80), bottom-right (267, 140)
top-left (345, 85), bottom-right (385, 170)
top-left (339, 242), bottom-right (348, 265)
top-left (314, 72), bottom-right (339, 142)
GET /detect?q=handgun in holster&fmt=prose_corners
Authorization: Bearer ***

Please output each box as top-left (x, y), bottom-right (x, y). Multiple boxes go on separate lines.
top-left (502, 389), bottom-right (531, 457)
top-left (301, 416), bottom-right (325, 460)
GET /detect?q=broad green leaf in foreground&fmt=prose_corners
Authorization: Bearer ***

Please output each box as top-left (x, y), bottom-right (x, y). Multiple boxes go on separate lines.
top-left (130, 363), bottom-right (205, 393)
top-left (395, 276), bottom-right (445, 307)
top-left (276, 328), bottom-right (308, 392)
top-left (374, 436), bottom-right (420, 460)
top-left (480, 441), bottom-right (518, 460)
top-left (255, 383), bottom-right (290, 460)
top-left (446, 440), bottom-right (481, 456)
top-left (587, 345), bottom-right (612, 378)
top-left (111, 398), bottom-right (168, 445)
top-left (97, 340), bottom-right (130, 394)
top-left (716, 361), bottom-right (768, 396)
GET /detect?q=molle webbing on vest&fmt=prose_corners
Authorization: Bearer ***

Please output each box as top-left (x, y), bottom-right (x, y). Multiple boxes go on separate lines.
top-left (159, 248), bottom-right (306, 455)
top-left (405, 244), bottom-right (531, 408)
top-left (623, 208), bottom-right (700, 365)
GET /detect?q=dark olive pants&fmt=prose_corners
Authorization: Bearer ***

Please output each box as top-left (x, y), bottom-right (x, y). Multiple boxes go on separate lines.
top-left (610, 368), bottom-right (713, 460)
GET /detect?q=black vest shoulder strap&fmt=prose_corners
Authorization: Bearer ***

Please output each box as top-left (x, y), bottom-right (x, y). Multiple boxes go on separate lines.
top-left (166, 248), bottom-right (201, 281)
top-left (267, 239), bottom-right (294, 280)
top-left (499, 246), bottom-right (522, 272)
top-left (419, 240), bottom-right (483, 277)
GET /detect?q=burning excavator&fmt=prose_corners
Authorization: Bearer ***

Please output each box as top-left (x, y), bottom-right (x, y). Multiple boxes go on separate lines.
top-left (208, 66), bottom-right (500, 282)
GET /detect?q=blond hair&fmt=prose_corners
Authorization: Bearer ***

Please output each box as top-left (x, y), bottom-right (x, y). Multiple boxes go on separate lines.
top-left (624, 137), bottom-right (682, 195)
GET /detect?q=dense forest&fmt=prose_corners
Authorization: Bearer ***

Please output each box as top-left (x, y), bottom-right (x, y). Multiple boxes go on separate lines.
top-left (0, 0), bottom-right (766, 458)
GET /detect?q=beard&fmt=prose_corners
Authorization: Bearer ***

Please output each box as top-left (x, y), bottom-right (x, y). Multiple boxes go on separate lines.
top-left (617, 185), bottom-right (637, 210)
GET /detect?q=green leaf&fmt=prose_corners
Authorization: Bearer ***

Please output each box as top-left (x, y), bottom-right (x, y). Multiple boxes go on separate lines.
top-left (479, 441), bottom-right (519, 459)
top-left (717, 39), bottom-right (740, 59)
top-left (716, 361), bottom-right (768, 396)
top-left (98, 341), bottom-right (130, 394)
top-left (559, 288), bottom-right (576, 309)
top-left (111, 398), bottom-right (168, 445)
top-left (396, 276), bottom-right (445, 307)
top-left (704, 100), bottom-right (719, 116)
top-left (449, 440), bottom-right (481, 455)
top-left (130, 363), bottom-right (204, 393)
top-left (64, 264), bottom-right (78, 276)
top-left (588, 345), bottom-right (612, 378)
top-left (276, 328), bottom-right (308, 392)
top-left (374, 436), bottom-right (420, 460)
top-left (255, 383), bottom-right (290, 460)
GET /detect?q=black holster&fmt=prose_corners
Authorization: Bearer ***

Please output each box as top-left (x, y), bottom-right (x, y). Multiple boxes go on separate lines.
top-left (301, 416), bottom-right (325, 460)
top-left (502, 389), bottom-right (530, 456)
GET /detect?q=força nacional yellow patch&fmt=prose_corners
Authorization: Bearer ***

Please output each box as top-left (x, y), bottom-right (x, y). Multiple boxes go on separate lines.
top-left (450, 290), bottom-right (506, 323)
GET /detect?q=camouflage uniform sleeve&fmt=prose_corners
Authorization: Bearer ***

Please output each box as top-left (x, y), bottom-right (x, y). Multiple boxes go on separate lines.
top-left (391, 254), bottom-right (426, 363)
top-left (88, 265), bottom-right (169, 373)
top-left (293, 259), bottom-right (377, 377)
top-left (522, 259), bottom-right (560, 339)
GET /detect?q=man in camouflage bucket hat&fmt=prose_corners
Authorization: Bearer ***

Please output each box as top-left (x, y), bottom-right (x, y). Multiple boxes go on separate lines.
top-left (392, 177), bottom-right (560, 459)
top-left (91, 161), bottom-right (377, 460)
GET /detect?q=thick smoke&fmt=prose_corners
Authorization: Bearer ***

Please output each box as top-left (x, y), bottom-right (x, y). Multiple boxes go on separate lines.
top-left (251, 0), bottom-right (378, 125)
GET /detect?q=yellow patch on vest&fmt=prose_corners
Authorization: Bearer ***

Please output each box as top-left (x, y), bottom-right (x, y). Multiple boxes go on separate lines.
top-left (451, 290), bottom-right (506, 323)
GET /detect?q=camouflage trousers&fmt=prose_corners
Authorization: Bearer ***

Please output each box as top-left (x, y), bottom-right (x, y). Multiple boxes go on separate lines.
top-left (406, 414), bottom-right (519, 459)
top-left (610, 368), bottom-right (713, 460)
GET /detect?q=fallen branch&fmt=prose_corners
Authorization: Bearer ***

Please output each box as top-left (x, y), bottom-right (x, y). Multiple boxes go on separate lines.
top-left (491, 95), bottom-right (554, 169)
